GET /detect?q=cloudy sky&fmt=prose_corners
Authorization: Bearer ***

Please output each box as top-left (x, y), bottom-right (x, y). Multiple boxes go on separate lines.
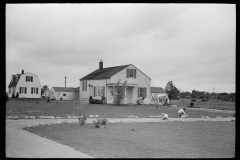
top-left (6, 3), bottom-right (235, 93)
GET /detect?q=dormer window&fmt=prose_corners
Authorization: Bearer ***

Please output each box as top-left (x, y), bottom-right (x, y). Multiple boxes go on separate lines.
top-left (26, 76), bottom-right (33, 82)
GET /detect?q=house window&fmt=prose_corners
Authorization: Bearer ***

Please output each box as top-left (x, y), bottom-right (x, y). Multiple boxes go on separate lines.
top-left (94, 86), bottom-right (105, 97)
top-left (26, 76), bottom-right (33, 82)
top-left (31, 87), bottom-right (38, 94)
top-left (126, 69), bottom-right (136, 78)
top-left (63, 94), bottom-right (66, 96)
top-left (82, 81), bottom-right (87, 91)
top-left (129, 69), bottom-right (134, 77)
top-left (9, 88), bottom-right (11, 94)
top-left (19, 87), bottom-right (27, 94)
top-left (138, 87), bottom-right (147, 99)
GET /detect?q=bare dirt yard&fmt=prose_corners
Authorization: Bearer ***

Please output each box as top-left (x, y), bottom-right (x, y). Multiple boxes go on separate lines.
top-left (25, 121), bottom-right (235, 158)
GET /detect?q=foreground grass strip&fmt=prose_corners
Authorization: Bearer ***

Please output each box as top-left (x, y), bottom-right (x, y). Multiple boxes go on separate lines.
top-left (25, 121), bottom-right (235, 158)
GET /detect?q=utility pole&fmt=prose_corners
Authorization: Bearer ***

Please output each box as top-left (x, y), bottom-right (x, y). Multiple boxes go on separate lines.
top-left (64, 76), bottom-right (67, 88)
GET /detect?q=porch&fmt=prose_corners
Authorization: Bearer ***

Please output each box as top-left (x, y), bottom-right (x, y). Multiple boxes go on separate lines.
top-left (106, 83), bottom-right (138, 104)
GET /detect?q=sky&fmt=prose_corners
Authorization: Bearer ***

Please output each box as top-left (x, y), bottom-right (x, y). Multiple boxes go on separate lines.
top-left (6, 3), bottom-right (236, 94)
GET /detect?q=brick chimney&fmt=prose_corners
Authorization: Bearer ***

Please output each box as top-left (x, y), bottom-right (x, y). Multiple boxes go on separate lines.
top-left (22, 69), bottom-right (24, 74)
top-left (99, 60), bottom-right (103, 72)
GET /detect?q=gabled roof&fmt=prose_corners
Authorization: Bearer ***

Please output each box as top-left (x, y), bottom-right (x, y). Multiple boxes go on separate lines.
top-left (52, 87), bottom-right (75, 92)
top-left (151, 87), bottom-right (166, 93)
top-left (8, 74), bottom-right (21, 88)
top-left (80, 64), bottom-right (131, 81)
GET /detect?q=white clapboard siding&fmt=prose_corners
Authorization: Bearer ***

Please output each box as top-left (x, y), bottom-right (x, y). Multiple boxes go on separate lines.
top-left (50, 87), bottom-right (76, 100)
top-left (16, 73), bottom-right (42, 98)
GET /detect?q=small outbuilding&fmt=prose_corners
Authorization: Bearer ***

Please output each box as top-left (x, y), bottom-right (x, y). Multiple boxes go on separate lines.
top-left (150, 87), bottom-right (169, 104)
top-left (50, 87), bottom-right (76, 100)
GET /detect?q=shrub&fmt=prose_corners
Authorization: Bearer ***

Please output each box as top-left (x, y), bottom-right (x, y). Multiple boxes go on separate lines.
top-left (110, 79), bottom-right (127, 105)
top-left (47, 97), bottom-right (51, 103)
top-left (201, 98), bottom-right (206, 102)
top-left (93, 118), bottom-right (102, 128)
top-left (78, 114), bottom-right (87, 125)
top-left (15, 92), bottom-right (19, 98)
top-left (12, 93), bottom-right (15, 98)
top-left (136, 99), bottom-right (142, 105)
top-left (101, 118), bottom-right (108, 125)
top-left (191, 99), bottom-right (196, 102)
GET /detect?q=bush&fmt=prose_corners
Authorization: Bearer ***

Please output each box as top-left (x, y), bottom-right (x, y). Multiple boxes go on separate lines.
top-left (15, 92), bottom-right (19, 98)
top-left (191, 99), bottom-right (196, 102)
top-left (101, 118), bottom-right (108, 125)
top-left (12, 93), bottom-right (15, 98)
top-left (93, 118), bottom-right (108, 128)
top-left (93, 119), bottom-right (102, 128)
top-left (136, 99), bottom-right (142, 105)
top-left (78, 114), bottom-right (87, 125)
top-left (201, 98), bottom-right (206, 102)
top-left (47, 97), bottom-right (51, 103)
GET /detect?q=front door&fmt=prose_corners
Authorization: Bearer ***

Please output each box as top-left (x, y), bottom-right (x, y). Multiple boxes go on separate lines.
top-left (126, 87), bottom-right (133, 104)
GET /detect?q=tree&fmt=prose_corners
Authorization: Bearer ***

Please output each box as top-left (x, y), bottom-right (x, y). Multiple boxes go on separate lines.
top-left (110, 79), bottom-right (127, 106)
top-left (165, 81), bottom-right (180, 101)
top-left (42, 85), bottom-right (48, 97)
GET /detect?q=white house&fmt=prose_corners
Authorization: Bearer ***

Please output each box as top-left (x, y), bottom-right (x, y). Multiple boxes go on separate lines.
top-left (79, 60), bottom-right (151, 104)
top-left (50, 87), bottom-right (76, 100)
top-left (8, 69), bottom-right (42, 98)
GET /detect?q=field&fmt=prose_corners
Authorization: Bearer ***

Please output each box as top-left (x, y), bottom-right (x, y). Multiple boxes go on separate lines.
top-left (25, 121), bottom-right (235, 158)
top-left (6, 98), bottom-right (235, 118)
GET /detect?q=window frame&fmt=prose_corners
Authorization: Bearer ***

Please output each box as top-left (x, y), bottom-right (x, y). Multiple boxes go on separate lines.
top-left (138, 87), bottom-right (147, 99)
top-left (94, 86), bottom-right (105, 97)
top-left (128, 69), bottom-right (134, 78)
top-left (31, 87), bottom-right (38, 94)
top-left (126, 69), bottom-right (136, 78)
top-left (82, 81), bottom-right (87, 91)
top-left (26, 76), bottom-right (33, 82)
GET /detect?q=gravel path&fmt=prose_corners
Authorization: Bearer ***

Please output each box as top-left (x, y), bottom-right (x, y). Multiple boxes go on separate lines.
top-left (6, 117), bottom-right (235, 158)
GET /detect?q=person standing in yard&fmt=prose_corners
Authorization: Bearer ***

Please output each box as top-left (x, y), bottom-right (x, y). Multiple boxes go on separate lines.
top-left (178, 108), bottom-right (188, 117)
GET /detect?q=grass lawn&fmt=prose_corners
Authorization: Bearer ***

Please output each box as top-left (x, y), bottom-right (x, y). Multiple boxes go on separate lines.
top-left (170, 98), bottom-right (235, 111)
top-left (25, 121), bottom-right (235, 158)
top-left (6, 99), bottom-right (234, 118)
